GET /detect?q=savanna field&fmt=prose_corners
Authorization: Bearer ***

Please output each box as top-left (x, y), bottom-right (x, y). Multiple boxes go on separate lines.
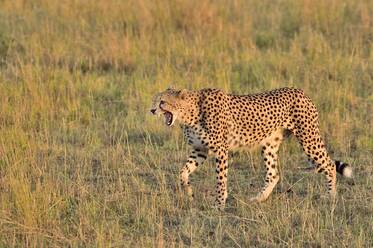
top-left (0, 0), bottom-right (373, 247)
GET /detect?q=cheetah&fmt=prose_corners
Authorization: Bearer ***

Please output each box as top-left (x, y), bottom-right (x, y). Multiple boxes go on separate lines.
top-left (150, 87), bottom-right (352, 209)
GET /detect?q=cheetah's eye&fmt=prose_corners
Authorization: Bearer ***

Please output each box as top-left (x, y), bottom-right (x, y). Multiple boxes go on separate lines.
top-left (159, 100), bottom-right (165, 108)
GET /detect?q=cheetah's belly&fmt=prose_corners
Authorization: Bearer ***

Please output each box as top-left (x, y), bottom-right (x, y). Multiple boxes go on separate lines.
top-left (227, 132), bottom-right (259, 150)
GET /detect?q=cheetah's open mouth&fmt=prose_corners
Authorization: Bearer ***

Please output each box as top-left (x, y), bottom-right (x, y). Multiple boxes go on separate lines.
top-left (164, 111), bottom-right (173, 126)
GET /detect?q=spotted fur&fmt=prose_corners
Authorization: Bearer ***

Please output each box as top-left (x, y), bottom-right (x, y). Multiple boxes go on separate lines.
top-left (150, 87), bottom-right (352, 209)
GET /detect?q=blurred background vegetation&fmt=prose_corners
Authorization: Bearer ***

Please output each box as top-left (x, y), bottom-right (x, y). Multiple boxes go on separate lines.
top-left (0, 0), bottom-right (372, 246)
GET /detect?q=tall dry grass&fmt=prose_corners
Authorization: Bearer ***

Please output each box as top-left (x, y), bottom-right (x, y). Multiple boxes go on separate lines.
top-left (0, 0), bottom-right (372, 246)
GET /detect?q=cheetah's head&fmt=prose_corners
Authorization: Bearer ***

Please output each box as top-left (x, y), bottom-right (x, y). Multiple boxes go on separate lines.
top-left (150, 88), bottom-right (198, 126)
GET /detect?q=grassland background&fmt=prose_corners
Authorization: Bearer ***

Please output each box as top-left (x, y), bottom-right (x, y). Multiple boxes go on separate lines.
top-left (0, 0), bottom-right (372, 247)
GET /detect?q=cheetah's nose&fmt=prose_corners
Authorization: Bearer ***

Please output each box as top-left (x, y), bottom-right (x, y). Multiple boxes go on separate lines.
top-left (150, 109), bottom-right (156, 114)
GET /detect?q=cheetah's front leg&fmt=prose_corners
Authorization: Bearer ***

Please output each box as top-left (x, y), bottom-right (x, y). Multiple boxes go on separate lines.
top-left (214, 148), bottom-right (229, 209)
top-left (180, 148), bottom-right (207, 200)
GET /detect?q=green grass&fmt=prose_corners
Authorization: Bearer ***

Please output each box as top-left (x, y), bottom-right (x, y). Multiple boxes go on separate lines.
top-left (0, 0), bottom-right (373, 246)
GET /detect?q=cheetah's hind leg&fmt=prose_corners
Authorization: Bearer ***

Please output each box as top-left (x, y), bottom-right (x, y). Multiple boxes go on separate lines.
top-left (250, 131), bottom-right (283, 202)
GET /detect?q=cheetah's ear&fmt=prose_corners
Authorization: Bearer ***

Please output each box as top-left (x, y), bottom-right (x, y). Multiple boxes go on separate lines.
top-left (178, 89), bottom-right (188, 100)
top-left (167, 84), bottom-right (175, 91)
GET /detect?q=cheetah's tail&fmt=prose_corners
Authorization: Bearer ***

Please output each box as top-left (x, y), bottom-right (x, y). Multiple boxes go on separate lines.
top-left (335, 160), bottom-right (353, 178)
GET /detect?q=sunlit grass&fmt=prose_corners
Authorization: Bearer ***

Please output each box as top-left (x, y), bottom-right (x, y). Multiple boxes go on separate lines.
top-left (0, 0), bottom-right (372, 246)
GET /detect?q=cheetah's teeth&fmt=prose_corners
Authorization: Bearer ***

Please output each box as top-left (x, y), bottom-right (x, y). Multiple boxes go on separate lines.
top-left (164, 112), bottom-right (173, 126)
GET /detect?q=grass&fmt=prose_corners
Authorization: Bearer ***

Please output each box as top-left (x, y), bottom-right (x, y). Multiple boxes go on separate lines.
top-left (0, 0), bottom-right (373, 246)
